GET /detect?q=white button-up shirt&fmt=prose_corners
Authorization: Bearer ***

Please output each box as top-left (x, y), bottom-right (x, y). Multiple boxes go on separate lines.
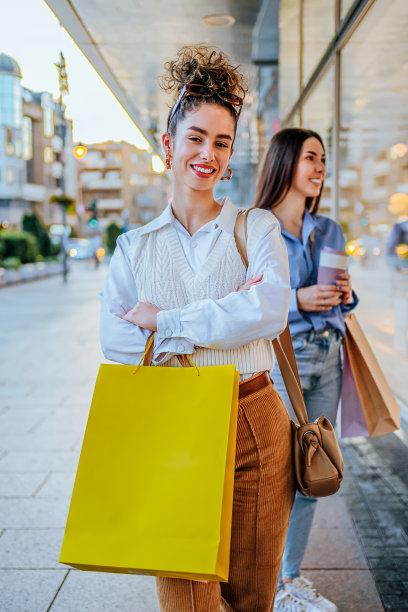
top-left (99, 198), bottom-right (290, 366)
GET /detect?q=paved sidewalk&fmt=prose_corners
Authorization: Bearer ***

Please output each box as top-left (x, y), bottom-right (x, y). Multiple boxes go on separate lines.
top-left (0, 262), bottom-right (406, 611)
top-left (0, 264), bottom-right (159, 611)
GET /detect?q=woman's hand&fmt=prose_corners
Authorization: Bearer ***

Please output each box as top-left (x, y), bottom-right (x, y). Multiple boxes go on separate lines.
top-left (123, 302), bottom-right (160, 331)
top-left (296, 284), bottom-right (342, 312)
top-left (237, 274), bottom-right (263, 291)
top-left (333, 272), bottom-right (354, 305)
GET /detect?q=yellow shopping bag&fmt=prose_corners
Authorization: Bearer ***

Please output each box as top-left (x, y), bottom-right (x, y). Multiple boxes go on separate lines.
top-left (59, 341), bottom-right (239, 582)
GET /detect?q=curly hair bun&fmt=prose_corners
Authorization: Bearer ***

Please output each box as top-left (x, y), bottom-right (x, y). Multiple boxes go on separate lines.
top-left (160, 45), bottom-right (247, 103)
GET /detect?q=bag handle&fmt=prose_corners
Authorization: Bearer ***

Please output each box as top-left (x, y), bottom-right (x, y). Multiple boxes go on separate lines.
top-left (134, 332), bottom-right (200, 376)
top-left (234, 209), bottom-right (308, 426)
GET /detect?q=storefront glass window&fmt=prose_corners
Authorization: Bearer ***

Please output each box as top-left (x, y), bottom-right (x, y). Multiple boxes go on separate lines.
top-left (302, 0), bottom-right (335, 86)
top-left (279, 0), bottom-right (301, 115)
top-left (339, 0), bottom-right (408, 390)
top-left (301, 66), bottom-right (335, 216)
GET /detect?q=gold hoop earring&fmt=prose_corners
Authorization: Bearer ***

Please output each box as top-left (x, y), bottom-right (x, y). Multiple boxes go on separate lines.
top-left (221, 167), bottom-right (233, 181)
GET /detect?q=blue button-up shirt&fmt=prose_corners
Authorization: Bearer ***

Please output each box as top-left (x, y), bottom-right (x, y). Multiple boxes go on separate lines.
top-left (277, 209), bottom-right (358, 337)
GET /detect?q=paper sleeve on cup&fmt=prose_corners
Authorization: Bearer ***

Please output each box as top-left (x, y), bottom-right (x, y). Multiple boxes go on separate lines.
top-left (317, 247), bottom-right (348, 285)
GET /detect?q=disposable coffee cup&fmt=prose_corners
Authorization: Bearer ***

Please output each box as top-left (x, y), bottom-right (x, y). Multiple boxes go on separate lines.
top-left (317, 246), bottom-right (348, 285)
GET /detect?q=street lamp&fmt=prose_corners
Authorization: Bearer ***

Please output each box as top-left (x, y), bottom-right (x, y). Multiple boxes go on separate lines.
top-left (54, 51), bottom-right (70, 282)
top-left (73, 144), bottom-right (87, 160)
top-left (49, 194), bottom-right (75, 282)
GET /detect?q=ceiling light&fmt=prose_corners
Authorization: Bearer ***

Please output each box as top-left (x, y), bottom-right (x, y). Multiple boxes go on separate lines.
top-left (202, 14), bottom-right (235, 27)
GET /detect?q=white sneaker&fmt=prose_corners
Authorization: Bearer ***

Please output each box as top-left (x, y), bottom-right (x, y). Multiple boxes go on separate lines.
top-left (285, 577), bottom-right (338, 612)
top-left (274, 588), bottom-right (316, 612)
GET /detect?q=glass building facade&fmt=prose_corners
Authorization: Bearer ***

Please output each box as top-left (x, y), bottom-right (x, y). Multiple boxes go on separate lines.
top-left (0, 58), bottom-right (23, 205)
top-left (0, 73), bottom-right (22, 129)
top-left (279, 0), bottom-right (408, 414)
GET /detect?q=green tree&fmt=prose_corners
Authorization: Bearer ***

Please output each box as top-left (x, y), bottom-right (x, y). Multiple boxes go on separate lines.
top-left (49, 194), bottom-right (75, 214)
top-left (104, 221), bottom-right (122, 254)
top-left (1, 231), bottom-right (38, 263)
top-left (0, 232), bottom-right (4, 266)
top-left (22, 212), bottom-right (52, 257)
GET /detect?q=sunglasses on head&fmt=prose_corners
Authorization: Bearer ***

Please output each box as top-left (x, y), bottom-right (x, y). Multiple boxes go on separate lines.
top-left (167, 83), bottom-right (243, 130)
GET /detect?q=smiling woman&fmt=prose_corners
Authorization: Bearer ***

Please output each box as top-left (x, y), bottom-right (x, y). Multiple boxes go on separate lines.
top-left (255, 128), bottom-right (358, 611)
top-left (99, 45), bottom-right (295, 612)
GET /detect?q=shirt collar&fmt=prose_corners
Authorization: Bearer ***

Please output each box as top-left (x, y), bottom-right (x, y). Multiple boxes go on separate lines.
top-left (139, 196), bottom-right (239, 236)
top-left (278, 208), bottom-right (317, 245)
top-left (138, 203), bottom-right (173, 236)
top-left (302, 208), bottom-right (317, 244)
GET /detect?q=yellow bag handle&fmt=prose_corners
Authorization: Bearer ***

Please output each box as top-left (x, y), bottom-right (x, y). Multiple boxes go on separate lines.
top-left (133, 332), bottom-right (155, 374)
top-left (133, 332), bottom-right (199, 376)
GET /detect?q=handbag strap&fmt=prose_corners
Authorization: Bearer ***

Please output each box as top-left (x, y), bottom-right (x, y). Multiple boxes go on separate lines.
top-left (234, 209), bottom-right (308, 426)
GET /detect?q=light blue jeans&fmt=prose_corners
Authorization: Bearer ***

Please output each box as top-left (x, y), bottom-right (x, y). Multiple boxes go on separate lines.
top-left (272, 328), bottom-right (343, 589)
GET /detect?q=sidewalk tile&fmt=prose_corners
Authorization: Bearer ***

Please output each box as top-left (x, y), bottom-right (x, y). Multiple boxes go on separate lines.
top-left (312, 495), bottom-right (354, 527)
top-left (303, 569), bottom-right (383, 612)
top-left (0, 568), bottom-right (67, 612)
top-left (0, 450), bottom-right (80, 472)
top-left (0, 498), bottom-right (69, 528)
top-left (51, 569), bottom-right (160, 612)
top-left (0, 472), bottom-right (49, 497)
top-left (303, 526), bottom-right (367, 569)
top-left (0, 413), bottom-right (48, 435)
top-left (35, 472), bottom-right (75, 498)
top-left (0, 431), bottom-right (81, 452)
top-left (0, 529), bottom-right (64, 569)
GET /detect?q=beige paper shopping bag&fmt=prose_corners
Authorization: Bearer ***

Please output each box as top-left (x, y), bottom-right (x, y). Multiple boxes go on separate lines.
top-left (344, 314), bottom-right (400, 437)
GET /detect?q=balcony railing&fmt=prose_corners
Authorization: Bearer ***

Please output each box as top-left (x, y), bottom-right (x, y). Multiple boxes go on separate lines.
top-left (22, 183), bottom-right (46, 202)
top-left (82, 178), bottom-right (123, 190)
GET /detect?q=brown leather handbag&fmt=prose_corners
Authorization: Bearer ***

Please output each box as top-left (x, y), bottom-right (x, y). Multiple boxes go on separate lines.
top-left (234, 210), bottom-right (343, 497)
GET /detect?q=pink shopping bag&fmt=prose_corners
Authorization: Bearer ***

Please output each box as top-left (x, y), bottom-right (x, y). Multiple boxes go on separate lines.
top-left (339, 346), bottom-right (369, 438)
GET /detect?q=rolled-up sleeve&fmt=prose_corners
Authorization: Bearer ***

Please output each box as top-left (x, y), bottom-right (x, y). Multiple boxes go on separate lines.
top-left (99, 233), bottom-right (194, 365)
top-left (157, 221), bottom-right (290, 348)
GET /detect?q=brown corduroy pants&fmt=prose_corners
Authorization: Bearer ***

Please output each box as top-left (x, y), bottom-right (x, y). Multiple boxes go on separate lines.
top-left (156, 372), bottom-right (295, 612)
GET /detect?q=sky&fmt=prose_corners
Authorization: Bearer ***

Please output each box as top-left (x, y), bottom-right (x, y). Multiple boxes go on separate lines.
top-left (0, 0), bottom-right (151, 148)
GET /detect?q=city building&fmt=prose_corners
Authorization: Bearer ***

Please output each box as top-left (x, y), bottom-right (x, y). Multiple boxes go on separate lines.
top-left (0, 52), bottom-right (76, 227)
top-left (76, 140), bottom-right (168, 231)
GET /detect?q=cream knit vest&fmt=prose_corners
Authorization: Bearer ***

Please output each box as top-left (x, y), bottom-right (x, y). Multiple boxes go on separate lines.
top-left (128, 208), bottom-right (275, 374)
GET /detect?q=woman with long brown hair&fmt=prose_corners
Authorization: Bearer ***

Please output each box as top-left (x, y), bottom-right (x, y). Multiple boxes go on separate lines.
top-left (255, 128), bottom-right (358, 612)
top-left (100, 47), bottom-right (295, 611)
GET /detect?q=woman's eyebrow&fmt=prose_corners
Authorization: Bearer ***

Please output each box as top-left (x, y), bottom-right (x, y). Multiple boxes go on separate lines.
top-left (305, 150), bottom-right (326, 158)
top-left (187, 126), bottom-right (232, 141)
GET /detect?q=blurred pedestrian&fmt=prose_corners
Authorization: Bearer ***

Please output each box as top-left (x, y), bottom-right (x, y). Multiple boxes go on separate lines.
top-left (100, 46), bottom-right (295, 611)
top-left (255, 127), bottom-right (358, 612)
top-left (386, 219), bottom-right (408, 271)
